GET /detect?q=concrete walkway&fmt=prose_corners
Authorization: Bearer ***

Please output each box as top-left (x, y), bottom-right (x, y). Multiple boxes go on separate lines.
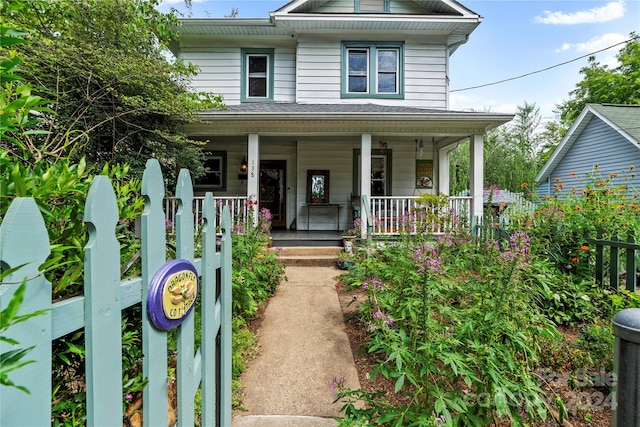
top-left (233, 265), bottom-right (361, 427)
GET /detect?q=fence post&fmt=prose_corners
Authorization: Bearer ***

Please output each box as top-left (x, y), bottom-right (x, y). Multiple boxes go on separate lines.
top-left (0, 198), bottom-right (52, 426)
top-left (626, 232), bottom-right (637, 292)
top-left (595, 228), bottom-right (605, 286)
top-left (220, 205), bottom-right (233, 426)
top-left (175, 169), bottom-right (195, 426)
top-left (200, 193), bottom-right (219, 426)
top-left (610, 235), bottom-right (621, 291)
top-left (84, 176), bottom-right (123, 425)
top-left (612, 308), bottom-right (640, 426)
top-left (141, 159), bottom-right (169, 427)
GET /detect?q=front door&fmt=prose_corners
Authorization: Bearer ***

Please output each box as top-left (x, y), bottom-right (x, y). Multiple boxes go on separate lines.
top-left (259, 160), bottom-right (286, 229)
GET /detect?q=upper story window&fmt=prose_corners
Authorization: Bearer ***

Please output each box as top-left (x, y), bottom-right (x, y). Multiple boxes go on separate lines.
top-left (342, 42), bottom-right (404, 99)
top-left (241, 48), bottom-right (274, 102)
top-left (355, 0), bottom-right (390, 12)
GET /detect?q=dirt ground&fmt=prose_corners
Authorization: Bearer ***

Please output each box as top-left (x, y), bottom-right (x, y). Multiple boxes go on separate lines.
top-left (335, 280), bottom-right (613, 427)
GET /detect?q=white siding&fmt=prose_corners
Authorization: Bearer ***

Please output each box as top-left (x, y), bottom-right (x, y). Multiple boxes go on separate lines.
top-left (315, 0), bottom-right (355, 13)
top-left (274, 49), bottom-right (296, 102)
top-left (296, 140), bottom-right (356, 230)
top-left (549, 117), bottom-right (640, 198)
top-left (296, 41), bottom-right (342, 103)
top-left (181, 47), bottom-right (241, 104)
top-left (295, 39), bottom-right (447, 107)
top-left (180, 46), bottom-right (296, 105)
top-left (316, 0), bottom-right (425, 14)
top-left (404, 43), bottom-right (447, 109)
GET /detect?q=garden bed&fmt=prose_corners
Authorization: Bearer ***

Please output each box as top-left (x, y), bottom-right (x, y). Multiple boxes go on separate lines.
top-left (335, 280), bottom-right (613, 427)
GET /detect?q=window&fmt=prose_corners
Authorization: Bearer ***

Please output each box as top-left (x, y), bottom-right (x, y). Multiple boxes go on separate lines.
top-left (241, 49), bottom-right (274, 102)
top-left (342, 42), bottom-right (403, 98)
top-left (352, 149), bottom-right (393, 196)
top-left (195, 151), bottom-right (227, 190)
top-left (355, 0), bottom-right (390, 12)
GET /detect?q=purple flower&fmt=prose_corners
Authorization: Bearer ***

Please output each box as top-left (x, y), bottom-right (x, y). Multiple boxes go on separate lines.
top-left (362, 276), bottom-right (383, 291)
top-left (413, 244), bottom-right (442, 274)
top-left (125, 393), bottom-right (133, 400)
top-left (330, 376), bottom-right (346, 394)
top-left (165, 219), bottom-right (173, 230)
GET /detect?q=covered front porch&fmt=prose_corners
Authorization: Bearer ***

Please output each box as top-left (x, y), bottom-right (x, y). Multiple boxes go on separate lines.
top-left (165, 194), bottom-right (472, 239)
top-left (178, 104), bottom-right (512, 238)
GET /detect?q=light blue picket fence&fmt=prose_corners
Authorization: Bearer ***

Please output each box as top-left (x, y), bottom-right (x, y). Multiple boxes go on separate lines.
top-left (0, 159), bottom-right (232, 426)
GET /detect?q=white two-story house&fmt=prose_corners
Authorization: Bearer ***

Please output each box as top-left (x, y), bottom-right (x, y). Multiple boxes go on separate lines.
top-left (170, 0), bottom-right (513, 236)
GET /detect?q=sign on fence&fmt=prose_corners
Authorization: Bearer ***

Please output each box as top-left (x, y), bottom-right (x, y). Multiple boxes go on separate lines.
top-left (0, 159), bottom-right (232, 426)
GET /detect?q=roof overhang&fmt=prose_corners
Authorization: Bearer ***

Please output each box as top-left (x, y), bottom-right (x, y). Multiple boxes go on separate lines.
top-left (184, 104), bottom-right (513, 144)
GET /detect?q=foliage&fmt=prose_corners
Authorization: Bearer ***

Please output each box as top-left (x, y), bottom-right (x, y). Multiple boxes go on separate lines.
top-left (337, 233), bottom-right (558, 426)
top-left (514, 165), bottom-right (639, 283)
top-left (0, 278), bottom-right (48, 394)
top-left (557, 32), bottom-right (640, 126)
top-left (231, 206), bottom-right (286, 321)
top-left (3, 0), bottom-right (224, 185)
top-left (0, 154), bottom-right (144, 298)
top-left (449, 102), bottom-right (547, 195)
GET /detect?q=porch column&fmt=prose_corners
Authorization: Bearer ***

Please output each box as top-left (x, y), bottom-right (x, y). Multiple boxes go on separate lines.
top-left (438, 147), bottom-right (450, 196)
top-left (360, 134), bottom-right (371, 238)
top-left (469, 134), bottom-right (484, 219)
top-left (247, 133), bottom-right (260, 226)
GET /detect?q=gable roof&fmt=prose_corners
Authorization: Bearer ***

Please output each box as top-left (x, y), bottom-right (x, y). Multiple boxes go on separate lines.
top-left (535, 104), bottom-right (640, 183)
top-left (174, 0), bottom-right (482, 51)
top-left (275, 0), bottom-right (478, 16)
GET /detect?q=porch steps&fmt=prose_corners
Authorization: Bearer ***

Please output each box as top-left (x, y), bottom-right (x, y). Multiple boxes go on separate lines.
top-left (273, 246), bottom-right (342, 267)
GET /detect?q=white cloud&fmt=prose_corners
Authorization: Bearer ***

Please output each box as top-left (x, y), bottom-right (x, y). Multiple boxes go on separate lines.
top-left (554, 32), bottom-right (628, 53)
top-left (534, 0), bottom-right (625, 25)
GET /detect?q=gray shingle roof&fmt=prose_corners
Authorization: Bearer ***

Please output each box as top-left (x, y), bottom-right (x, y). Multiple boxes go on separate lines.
top-left (209, 103), bottom-right (477, 114)
top-left (591, 104), bottom-right (640, 142)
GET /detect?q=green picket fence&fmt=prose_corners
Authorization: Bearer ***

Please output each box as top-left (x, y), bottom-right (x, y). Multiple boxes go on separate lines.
top-left (588, 229), bottom-right (639, 292)
top-left (0, 159), bottom-right (232, 426)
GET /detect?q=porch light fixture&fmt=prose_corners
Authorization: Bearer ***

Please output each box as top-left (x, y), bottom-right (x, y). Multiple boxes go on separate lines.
top-left (239, 156), bottom-right (248, 180)
top-left (416, 138), bottom-right (424, 160)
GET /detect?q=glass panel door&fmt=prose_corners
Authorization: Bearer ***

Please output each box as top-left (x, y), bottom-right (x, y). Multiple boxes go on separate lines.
top-left (260, 160), bottom-right (286, 229)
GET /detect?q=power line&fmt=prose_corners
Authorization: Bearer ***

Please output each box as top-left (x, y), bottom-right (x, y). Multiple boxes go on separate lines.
top-left (450, 37), bottom-right (634, 93)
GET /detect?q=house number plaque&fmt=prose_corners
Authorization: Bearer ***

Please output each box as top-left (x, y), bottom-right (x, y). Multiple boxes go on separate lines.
top-left (147, 259), bottom-right (198, 331)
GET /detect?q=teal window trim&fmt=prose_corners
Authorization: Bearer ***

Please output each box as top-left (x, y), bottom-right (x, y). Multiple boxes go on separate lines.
top-left (241, 48), bottom-right (274, 103)
top-left (195, 150), bottom-right (227, 191)
top-left (355, 0), bottom-right (390, 13)
top-left (352, 149), bottom-right (393, 196)
top-left (341, 42), bottom-right (404, 99)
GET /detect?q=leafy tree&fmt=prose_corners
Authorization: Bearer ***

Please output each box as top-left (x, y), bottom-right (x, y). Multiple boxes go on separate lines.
top-left (557, 32), bottom-right (640, 125)
top-left (450, 102), bottom-right (545, 194)
top-left (3, 0), bottom-right (224, 184)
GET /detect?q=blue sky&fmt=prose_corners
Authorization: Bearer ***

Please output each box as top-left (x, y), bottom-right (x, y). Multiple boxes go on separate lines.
top-left (158, 0), bottom-right (640, 120)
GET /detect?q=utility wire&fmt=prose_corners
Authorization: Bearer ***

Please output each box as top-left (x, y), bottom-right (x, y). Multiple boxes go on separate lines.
top-left (451, 37), bottom-right (634, 93)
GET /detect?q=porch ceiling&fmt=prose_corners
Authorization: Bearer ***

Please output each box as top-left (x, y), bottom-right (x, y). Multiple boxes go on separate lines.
top-left (186, 103), bottom-right (513, 139)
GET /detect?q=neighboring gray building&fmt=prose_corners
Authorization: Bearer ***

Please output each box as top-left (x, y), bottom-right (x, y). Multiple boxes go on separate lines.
top-left (535, 104), bottom-right (640, 198)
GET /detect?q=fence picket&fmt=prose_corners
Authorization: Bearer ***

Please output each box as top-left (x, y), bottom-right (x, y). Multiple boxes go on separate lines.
top-left (595, 228), bottom-right (605, 285)
top-left (84, 176), bottom-right (123, 425)
top-left (0, 198), bottom-right (52, 426)
top-left (626, 233), bottom-right (637, 292)
top-left (610, 236), bottom-right (621, 291)
top-left (220, 205), bottom-right (233, 426)
top-left (1, 159), bottom-right (233, 426)
top-left (141, 159), bottom-right (169, 427)
top-left (201, 193), bottom-right (219, 426)
top-left (176, 169), bottom-right (196, 426)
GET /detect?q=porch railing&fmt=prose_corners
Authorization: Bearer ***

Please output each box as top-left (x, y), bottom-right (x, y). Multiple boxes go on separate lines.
top-left (368, 196), bottom-right (472, 236)
top-left (165, 196), bottom-right (248, 234)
